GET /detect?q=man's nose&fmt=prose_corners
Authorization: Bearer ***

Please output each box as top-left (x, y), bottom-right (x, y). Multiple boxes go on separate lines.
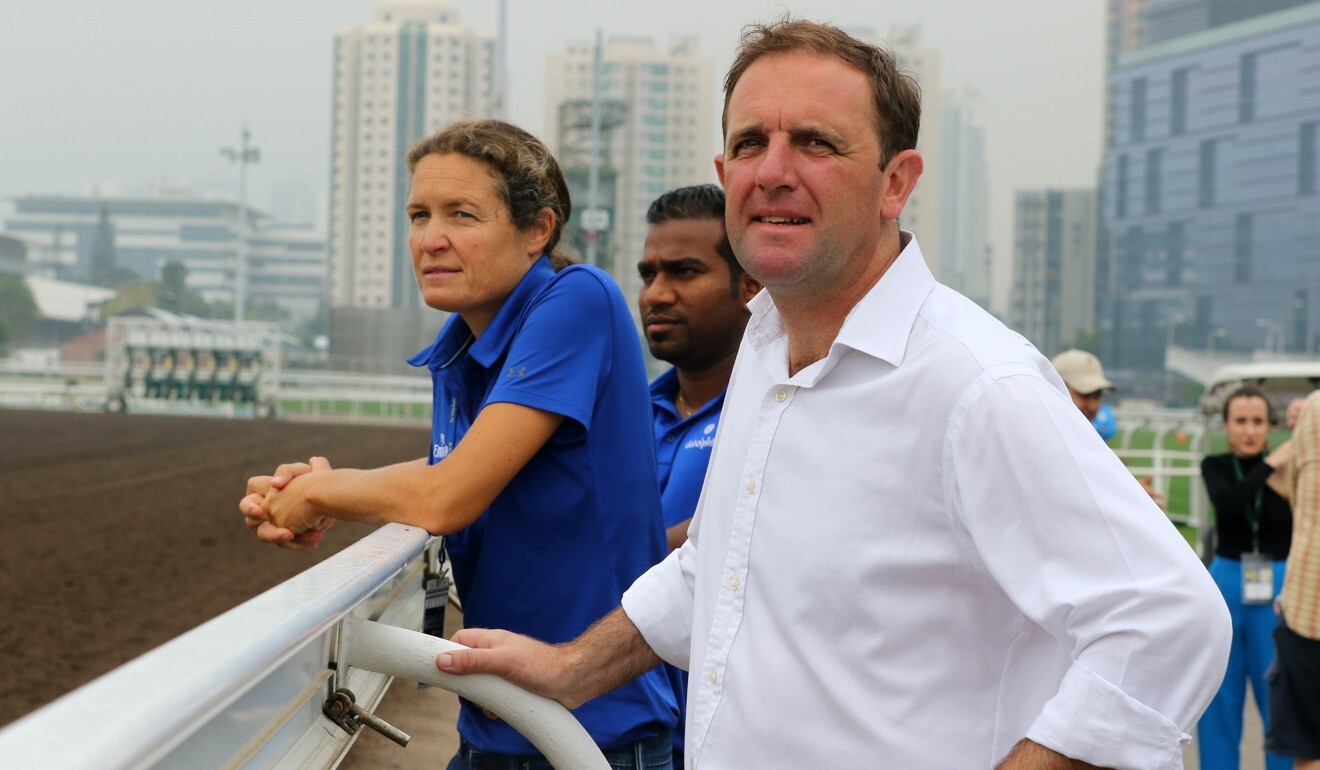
top-left (642, 275), bottom-right (676, 307)
top-left (755, 138), bottom-right (799, 190)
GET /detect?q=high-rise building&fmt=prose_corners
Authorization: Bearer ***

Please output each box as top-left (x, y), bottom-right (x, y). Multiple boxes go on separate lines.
top-left (327, 0), bottom-right (495, 311)
top-left (1145, 0), bottom-right (1313, 44)
top-left (544, 36), bottom-right (715, 304)
top-left (1105, 0), bottom-right (1151, 148)
top-left (1098, 1), bottom-right (1320, 383)
top-left (939, 88), bottom-right (992, 310)
top-left (1011, 189), bottom-right (1098, 357)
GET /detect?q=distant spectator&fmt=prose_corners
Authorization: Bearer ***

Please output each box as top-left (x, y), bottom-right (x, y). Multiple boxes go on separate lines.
top-left (1199, 385), bottom-right (1293, 770)
top-left (1287, 397), bottom-right (1307, 431)
top-left (1052, 348), bottom-right (1165, 508)
top-left (1267, 389), bottom-right (1320, 769)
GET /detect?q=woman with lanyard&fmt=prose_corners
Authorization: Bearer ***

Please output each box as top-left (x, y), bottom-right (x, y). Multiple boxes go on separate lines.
top-left (240, 119), bottom-right (678, 769)
top-left (1198, 384), bottom-right (1294, 770)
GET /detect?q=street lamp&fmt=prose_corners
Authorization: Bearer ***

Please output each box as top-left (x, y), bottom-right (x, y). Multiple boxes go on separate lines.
top-left (220, 126), bottom-right (260, 322)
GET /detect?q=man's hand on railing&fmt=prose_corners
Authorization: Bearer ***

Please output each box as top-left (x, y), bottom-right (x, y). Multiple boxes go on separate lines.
top-left (438, 607), bottom-right (664, 712)
top-left (239, 457), bottom-right (336, 551)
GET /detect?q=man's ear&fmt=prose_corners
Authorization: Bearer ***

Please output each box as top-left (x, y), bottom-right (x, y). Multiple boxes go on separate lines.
top-left (879, 150), bottom-right (924, 221)
top-left (715, 153), bottom-right (726, 186)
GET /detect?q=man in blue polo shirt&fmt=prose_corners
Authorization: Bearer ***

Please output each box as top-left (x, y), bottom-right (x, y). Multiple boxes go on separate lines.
top-left (637, 184), bottom-right (759, 767)
top-left (639, 184), bottom-right (759, 551)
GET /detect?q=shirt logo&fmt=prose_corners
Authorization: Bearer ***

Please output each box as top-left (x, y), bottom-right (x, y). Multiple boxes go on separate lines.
top-left (703, 423), bottom-right (716, 435)
top-left (506, 365), bottom-right (526, 379)
top-left (432, 432), bottom-right (452, 461)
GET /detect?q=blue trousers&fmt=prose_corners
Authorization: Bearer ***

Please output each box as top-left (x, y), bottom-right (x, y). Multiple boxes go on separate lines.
top-left (1197, 556), bottom-right (1290, 770)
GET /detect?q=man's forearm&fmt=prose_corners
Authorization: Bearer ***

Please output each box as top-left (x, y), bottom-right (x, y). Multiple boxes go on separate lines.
top-left (558, 607), bottom-right (663, 708)
top-left (996, 739), bottom-right (1105, 770)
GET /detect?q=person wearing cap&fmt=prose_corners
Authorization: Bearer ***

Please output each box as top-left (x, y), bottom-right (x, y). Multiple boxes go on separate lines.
top-left (1051, 348), bottom-right (1113, 423)
top-left (1052, 349), bottom-right (1165, 508)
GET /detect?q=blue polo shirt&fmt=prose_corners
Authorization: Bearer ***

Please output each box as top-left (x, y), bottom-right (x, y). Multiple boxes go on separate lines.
top-left (409, 256), bottom-right (677, 754)
top-left (649, 367), bottom-right (725, 755)
top-left (650, 367), bottom-right (724, 531)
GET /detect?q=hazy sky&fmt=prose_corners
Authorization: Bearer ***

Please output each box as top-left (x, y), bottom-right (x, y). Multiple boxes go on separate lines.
top-left (0, 0), bottom-right (1104, 306)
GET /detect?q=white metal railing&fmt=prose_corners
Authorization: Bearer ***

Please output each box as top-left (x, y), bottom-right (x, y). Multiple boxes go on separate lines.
top-left (1111, 406), bottom-right (1210, 553)
top-left (0, 523), bottom-right (607, 769)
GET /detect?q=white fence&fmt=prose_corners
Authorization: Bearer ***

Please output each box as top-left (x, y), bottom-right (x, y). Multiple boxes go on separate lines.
top-left (0, 524), bottom-right (606, 769)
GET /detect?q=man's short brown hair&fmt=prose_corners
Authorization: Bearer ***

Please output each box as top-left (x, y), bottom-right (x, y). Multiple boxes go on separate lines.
top-left (721, 18), bottom-right (922, 167)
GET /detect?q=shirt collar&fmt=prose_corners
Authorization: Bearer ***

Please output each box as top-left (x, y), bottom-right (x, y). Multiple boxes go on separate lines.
top-left (650, 366), bottom-right (726, 423)
top-left (407, 255), bottom-right (554, 371)
top-left (744, 232), bottom-right (933, 377)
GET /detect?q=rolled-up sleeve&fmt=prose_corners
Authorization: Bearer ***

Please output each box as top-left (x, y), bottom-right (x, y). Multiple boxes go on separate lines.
top-left (622, 539), bottom-right (696, 670)
top-left (948, 370), bottom-right (1232, 769)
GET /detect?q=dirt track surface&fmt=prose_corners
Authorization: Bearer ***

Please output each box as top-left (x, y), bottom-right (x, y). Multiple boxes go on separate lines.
top-left (0, 409), bottom-right (429, 727)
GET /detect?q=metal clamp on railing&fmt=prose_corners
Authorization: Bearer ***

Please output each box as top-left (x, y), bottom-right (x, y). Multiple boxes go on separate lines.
top-left (323, 688), bottom-right (411, 747)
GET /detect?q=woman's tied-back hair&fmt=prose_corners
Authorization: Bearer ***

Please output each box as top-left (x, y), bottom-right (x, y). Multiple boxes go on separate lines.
top-left (406, 119), bottom-right (572, 259)
top-left (721, 17), bottom-right (922, 168)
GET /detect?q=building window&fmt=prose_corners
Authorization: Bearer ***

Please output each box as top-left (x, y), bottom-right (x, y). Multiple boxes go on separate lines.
top-left (1171, 68), bottom-right (1189, 136)
top-left (1116, 154), bottom-right (1129, 219)
top-left (1239, 53), bottom-right (1257, 123)
top-left (1301, 122), bottom-right (1317, 196)
top-left (1234, 213), bottom-right (1253, 283)
top-left (1198, 140), bottom-right (1216, 208)
top-left (1166, 221), bottom-right (1184, 287)
top-left (1144, 148), bottom-right (1162, 215)
top-left (1130, 77), bottom-right (1147, 142)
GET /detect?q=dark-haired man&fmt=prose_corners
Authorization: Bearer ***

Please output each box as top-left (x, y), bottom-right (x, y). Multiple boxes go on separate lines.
top-left (640, 184), bottom-right (760, 553)
top-left (638, 184), bottom-right (759, 768)
top-left (439, 19), bottom-right (1229, 769)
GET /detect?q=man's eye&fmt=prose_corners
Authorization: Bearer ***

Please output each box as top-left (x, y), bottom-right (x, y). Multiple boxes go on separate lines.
top-left (409, 211), bottom-right (428, 223)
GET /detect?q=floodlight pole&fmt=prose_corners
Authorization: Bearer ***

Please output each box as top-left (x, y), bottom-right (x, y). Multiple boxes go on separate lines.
top-left (221, 126), bottom-right (261, 322)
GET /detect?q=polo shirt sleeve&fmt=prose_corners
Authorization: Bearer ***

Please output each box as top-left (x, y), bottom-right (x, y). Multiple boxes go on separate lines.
top-left (484, 267), bottom-right (619, 429)
top-left (946, 368), bottom-right (1231, 769)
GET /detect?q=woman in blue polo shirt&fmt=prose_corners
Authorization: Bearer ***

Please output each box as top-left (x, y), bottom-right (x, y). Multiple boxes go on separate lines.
top-left (240, 119), bottom-right (677, 769)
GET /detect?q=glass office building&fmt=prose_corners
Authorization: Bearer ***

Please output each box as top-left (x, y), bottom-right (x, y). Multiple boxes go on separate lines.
top-left (1099, 2), bottom-right (1320, 385)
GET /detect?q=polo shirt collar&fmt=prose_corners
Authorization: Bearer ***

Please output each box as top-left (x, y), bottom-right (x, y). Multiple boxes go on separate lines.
top-left (744, 232), bottom-right (933, 373)
top-left (651, 366), bottom-right (726, 424)
top-left (407, 255), bottom-right (554, 372)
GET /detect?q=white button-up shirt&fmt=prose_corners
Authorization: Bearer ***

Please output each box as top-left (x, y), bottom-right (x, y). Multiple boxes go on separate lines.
top-left (622, 237), bottom-right (1230, 769)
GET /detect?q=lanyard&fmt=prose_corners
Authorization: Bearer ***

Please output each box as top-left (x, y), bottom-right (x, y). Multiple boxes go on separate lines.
top-left (1230, 453), bottom-right (1266, 554)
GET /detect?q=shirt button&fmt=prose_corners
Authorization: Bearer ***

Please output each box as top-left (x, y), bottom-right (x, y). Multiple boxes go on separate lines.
top-left (745, 480), bottom-right (756, 494)
top-left (775, 389), bottom-right (787, 402)
top-left (729, 577), bottom-right (740, 591)
top-left (709, 671), bottom-right (718, 684)
top-left (666, 435), bottom-right (676, 443)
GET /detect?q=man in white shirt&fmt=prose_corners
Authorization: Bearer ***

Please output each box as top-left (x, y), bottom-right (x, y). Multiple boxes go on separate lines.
top-left (438, 19), bottom-right (1231, 770)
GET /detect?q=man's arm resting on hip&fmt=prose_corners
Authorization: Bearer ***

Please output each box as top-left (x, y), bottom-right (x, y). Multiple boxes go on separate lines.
top-left (437, 606), bottom-right (661, 710)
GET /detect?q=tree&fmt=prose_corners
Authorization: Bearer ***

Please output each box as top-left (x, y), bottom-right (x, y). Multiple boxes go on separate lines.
top-left (0, 274), bottom-right (40, 349)
top-left (88, 205), bottom-right (119, 287)
top-left (158, 261), bottom-right (188, 313)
